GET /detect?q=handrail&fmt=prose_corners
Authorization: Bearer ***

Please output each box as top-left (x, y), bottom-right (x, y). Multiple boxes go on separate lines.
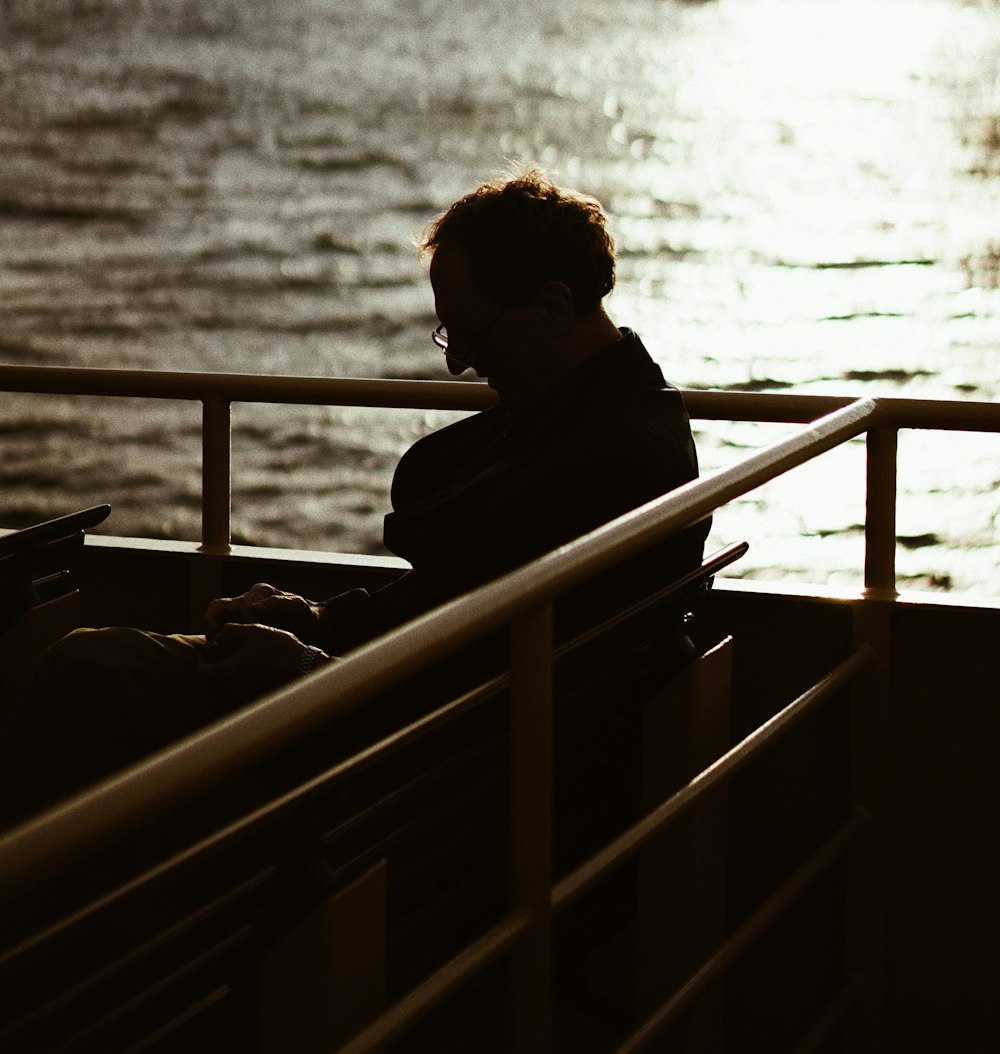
top-left (0, 364), bottom-right (497, 410)
top-left (2, 362), bottom-right (998, 429)
top-left (615, 813), bottom-right (870, 1054)
top-left (337, 911), bottom-right (531, 1054)
top-left (553, 645), bottom-right (875, 912)
top-left (0, 398), bottom-right (881, 897)
top-left (3, 363), bottom-right (996, 566)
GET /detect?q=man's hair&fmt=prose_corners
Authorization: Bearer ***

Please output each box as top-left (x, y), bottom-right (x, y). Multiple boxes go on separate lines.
top-left (419, 168), bottom-right (616, 314)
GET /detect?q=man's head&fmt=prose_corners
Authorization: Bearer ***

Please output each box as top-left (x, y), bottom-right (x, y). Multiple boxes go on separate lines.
top-left (420, 168), bottom-right (616, 314)
top-left (421, 169), bottom-right (621, 406)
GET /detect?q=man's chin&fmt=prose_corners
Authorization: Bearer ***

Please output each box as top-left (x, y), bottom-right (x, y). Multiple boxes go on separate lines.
top-left (489, 379), bottom-right (528, 407)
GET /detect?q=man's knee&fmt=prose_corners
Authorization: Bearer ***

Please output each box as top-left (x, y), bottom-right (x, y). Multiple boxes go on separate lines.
top-left (42, 626), bottom-right (205, 679)
top-left (30, 628), bottom-right (111, 697)
top-left (43, 626), bottom-right (109, 670)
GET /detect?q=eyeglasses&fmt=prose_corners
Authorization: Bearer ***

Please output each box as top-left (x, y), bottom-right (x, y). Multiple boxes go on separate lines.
top-left (432, 305), bottom-right (509, 368)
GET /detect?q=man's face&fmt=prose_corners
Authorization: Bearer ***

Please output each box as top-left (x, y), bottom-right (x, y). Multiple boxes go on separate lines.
top-left (429, 245), bottom-right (544, 407)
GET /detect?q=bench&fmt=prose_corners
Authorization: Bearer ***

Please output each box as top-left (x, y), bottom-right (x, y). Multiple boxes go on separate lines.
top-left (0, 506), bottom-right (111, 710)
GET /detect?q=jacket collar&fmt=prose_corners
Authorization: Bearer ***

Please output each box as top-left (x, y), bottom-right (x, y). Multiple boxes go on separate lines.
top-left (506, 328), bottom-right (667, 430)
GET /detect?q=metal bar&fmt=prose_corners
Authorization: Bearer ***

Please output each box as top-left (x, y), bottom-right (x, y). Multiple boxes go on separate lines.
top-left (0, 866), bottom-right (273, 1002)
top-left (869, 395), bottom-right (1000, 432)
top-left (553, 646), bottom-right (874, 913)
top-left (123, 986), bottom-right (233, 1054)
top-left (336, 912), bottom-right (529, 1054)
top-left (683, 390), bottom-right (1000, 430)
top-left (553, 540), bottom-right (749, 658)
top-left (508, 604), bottom-right (554, 1054)
top-left (864, 426), bottom-right (898, 596)
top-left (613, 813), bottom-right (868, 1054)
top-left (846, 594), bottom-right (894, 1051)
top-left (0, 679), bottom-right (503, 969)
top-left (0, 364), bottom-right (496, 411)
top-left (200, 396), bottom-right (232, 552)
top-left (56, 931), bottom-right (248, 1052)
top-left (788, 975), bottom-right (866, 1054)
top-left (2, 364), bottom-right (998, 430)
top-left (190, 395), bottom-right (232, 628)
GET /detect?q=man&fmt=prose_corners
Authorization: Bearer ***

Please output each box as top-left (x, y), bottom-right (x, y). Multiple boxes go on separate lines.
top-left (200, 169), bottom-right (708, 681)
top-left (12, 169), bottom-right (709, 809)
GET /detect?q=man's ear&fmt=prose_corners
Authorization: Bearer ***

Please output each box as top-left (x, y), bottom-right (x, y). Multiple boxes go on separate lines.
top-left (534, 281), bottom-right (575, 327)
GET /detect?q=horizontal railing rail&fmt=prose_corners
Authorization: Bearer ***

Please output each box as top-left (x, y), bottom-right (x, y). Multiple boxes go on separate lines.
top-left (616, 813), bottom-right (870, 1054)
top-left (3, 361), bottom-right (999, 426)
top-left (553, 645), bottom-right (875, 913)
top-left (2, 364), bottom-right (997, 561)
top-left (0, 364), bottom-right (497, 409)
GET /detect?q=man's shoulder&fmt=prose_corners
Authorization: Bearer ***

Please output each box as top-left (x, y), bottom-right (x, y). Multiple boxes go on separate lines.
top-left (593, 380), bottom-right (691, 436)
top-left (407, 403), bottom-right (506, 452)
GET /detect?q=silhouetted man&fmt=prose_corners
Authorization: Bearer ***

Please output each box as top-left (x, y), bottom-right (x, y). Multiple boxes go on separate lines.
top-left (11, 169), bottom-right (709, 813)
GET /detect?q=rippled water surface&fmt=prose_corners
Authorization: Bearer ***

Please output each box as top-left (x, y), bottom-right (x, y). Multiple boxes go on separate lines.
top-left (1, 0), bottom-right (997, 592)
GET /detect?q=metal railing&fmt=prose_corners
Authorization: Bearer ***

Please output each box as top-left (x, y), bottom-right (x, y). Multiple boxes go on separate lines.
top-left (0, 394), bottom-right (882, 887)
top-left (1, 364), bottom-right (999, 1050)
top-left (2, 363), bottom-right (997, 584)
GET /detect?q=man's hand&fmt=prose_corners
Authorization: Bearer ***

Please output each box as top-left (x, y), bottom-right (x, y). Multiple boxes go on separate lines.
top-left (199, 622), bottom-right (327, 699)
top-left (204, 583), bottom-right (320, 642)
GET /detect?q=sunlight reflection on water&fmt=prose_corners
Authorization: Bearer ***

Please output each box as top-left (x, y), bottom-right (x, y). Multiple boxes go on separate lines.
top-left (0, 0), bottom-right (996, 592)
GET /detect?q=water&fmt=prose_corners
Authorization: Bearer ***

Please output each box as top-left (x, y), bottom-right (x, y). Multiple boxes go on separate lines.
top-left (1, 0), bottom-right (997, 593)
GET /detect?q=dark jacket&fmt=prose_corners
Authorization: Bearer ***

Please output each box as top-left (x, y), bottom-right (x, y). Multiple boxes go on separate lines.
top-left (316, 329), bottom-right (709, 654)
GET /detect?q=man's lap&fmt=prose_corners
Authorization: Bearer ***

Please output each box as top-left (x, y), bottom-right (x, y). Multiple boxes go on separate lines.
top-left (3, 627), bottom-right (245, 823)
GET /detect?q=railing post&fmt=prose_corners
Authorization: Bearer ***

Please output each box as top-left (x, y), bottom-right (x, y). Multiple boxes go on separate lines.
top-left (864, 425), bottom-right (898, 597)
top-left (193, 395), bottom-right (232, 630)
top-left (847, 599), bottom-right (892, 1051)
top-left (509, 602), bottom-right (554, 1054)
top-left (853, 417), bottom-right (896, 1046)
top-left (201, 395), bottom-right (232, 551)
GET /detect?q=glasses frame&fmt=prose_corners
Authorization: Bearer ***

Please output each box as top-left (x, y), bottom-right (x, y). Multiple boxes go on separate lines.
top-left (432, 305), bottom-right (510, 369)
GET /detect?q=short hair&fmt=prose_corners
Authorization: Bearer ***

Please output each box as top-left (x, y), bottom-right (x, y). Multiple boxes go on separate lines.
top-left (420, 168), bottom-right (616, 314)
